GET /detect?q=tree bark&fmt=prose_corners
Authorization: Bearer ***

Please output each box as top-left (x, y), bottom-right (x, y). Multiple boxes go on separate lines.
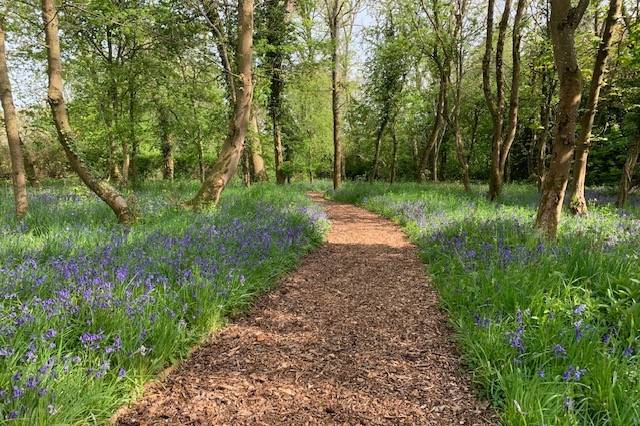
top-left (418, 72), bottom-right (446, 181)
top-left (329, 5), bottom-right (342, 190)
top-left (535, 0), bottom-right (589, 239)
top-left (187, 0), bottom-right (254, 207)
top-left (41, 0), bottom-right (132, 224)
top-left (499, 0), bottom-right (527, 179)
top-left (390, 123), bottom-right (398, 184)
top-left (483, 0), bottom-right (510, 200)
top-left (0, 17), bottom-right (28, 219)
top-left (20, 138), bottom-right (39, 187)
top-left (266, 0), bottom-right (293, 184)
top-left (617, 136), bottom-right (640, 208)
top-left (570, 0), bottom-right (622, 215)
top-left (451, 0), bottom-right (470, 192)
top-left (158, 106), bottom-right (174, 180)
top-left (248, 109), bottom-right (268, 181)
top-left (369, 114), bottom-right (389, 182)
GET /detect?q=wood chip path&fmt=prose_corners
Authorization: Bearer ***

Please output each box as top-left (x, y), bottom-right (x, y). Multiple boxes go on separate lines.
top-left (116, 193), bottom-right (495, 425)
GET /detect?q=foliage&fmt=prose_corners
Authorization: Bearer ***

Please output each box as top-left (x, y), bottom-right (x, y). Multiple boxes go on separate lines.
top-left (0, 181), bottom-right (327, 423)
top-left (333, 182), bottom-right (640, 425)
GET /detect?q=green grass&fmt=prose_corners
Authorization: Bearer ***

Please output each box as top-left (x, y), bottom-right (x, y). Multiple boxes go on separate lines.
top-left (332, 182), bottom-right (640, 425)
top-left (0, 180), bottom-right (328, 424)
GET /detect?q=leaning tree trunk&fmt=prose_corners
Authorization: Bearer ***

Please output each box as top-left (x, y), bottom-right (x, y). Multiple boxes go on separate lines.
top-left (0, 18), bottom-right (28, 219)
top-left (187, 0), bottom-right (254, 207)
top-left (535, 0), bottom-right (589, 239)
top-left (41, 0), bottom-right (132, 224)
top-left (617, 136), bottom-right (640, 208)
top-left (570, 0), bottom-right (622, 216)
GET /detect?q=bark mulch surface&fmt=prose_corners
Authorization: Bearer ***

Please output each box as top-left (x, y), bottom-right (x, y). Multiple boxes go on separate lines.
top-left (116, 193), bottom-right (495, 425)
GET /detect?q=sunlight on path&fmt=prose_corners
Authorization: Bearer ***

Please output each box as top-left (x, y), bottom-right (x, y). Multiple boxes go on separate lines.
top-left (116, 193), bottom-right (494, 425)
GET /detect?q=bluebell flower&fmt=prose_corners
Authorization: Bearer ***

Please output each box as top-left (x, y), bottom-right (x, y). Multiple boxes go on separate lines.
top-left (553, 344), bottom-right (567, 358)
top-left (573, 304), bottom-right (586, 315)
top-left (623, 346), bottom-right (634, 357)
top-left (563, 396), bottom-right (574, 411)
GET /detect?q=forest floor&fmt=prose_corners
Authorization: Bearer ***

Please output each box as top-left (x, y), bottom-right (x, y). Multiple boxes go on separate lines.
top-left (116, 192), bottom-right (494, 425)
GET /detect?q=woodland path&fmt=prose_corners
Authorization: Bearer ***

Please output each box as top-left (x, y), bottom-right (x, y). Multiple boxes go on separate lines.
top-left (116, 193), bottom-right (494, 425)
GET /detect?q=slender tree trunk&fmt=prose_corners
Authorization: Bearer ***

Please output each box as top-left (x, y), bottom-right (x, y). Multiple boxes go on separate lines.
top-left (330, 11), bottom-right (342, 190)
top-left (390, 124), bottom-right (398, 184)
top-left (41, 0), bottom-right (132, 224)
top-left (122, 83), bottom-right (137, 186)
top-left (499, 0), bottom-right (527, 180)
top-left (617, 136), bottom-right (640, 208)
top-left (418, 75), bottom-right (446, 181)
top-left (570, 0), bottom-right (622, 215)
top-left (196, 138), bottom-right (205, 182)
top-left (266, 0), bottom-right (292, 185)
top-left (0, 18), bottom-right (28, 219)
top-left (483, 0), bottom-right (509, 200)
top-left (187, 0), bottom-right (254, 207)
top-left (370, 115), bottom-right (389, 182)
top-left (248, 109), bottom-right (268, 181)
top-left (451, 0), bottom-right (470, 192)
top-left (535, 0), bottom-right (589, 239)
top-left (158, 106), bottom-right (174, 180)
top-left (241, 149), bottom-right (251, 186)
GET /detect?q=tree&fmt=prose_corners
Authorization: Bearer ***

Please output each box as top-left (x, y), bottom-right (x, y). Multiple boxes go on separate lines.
top-left (482, 0), bottom-right (527, 200)
top-left (367, 8), bottom-right (407, 182)
top-left (535, 0), bottom-right (589, 239)
top-left (569, 0), bottom-right (623, 215)
top-left (187, 0), bottom-right (254, 207)
top-left (324, 0), bottom-right (360, 190)
top-left (41, 0), bottom-right (133, 224)
top-left (0, 15), bottom-right (28, 219)
top-left (264, 0), bottom-right (293, 184)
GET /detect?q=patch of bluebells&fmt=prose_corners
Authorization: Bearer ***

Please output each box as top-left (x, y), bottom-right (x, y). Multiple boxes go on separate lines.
top-left (0, 186), bottom-right (327, 421)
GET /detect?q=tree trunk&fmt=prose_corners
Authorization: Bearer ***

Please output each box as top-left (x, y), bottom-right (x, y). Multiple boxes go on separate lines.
top-left (418, 74), bottom-right (446, 181)
top-left (158, 106), bottom-right (174, 180)
top-left (122, 82), bottom-right (136, 186)
top-left (535, 0), bottom-right (589, 239)
top-left (370, 115), bottom-right (389, 182)
top-left (20, 139), bottom-right (39, 187)
top-left (330, 11), bottom-right (342, 190)
top-left (390, 124), bottom-right (398, 184)
top-left (266, 0), bottom-right (292, 185)
top-left (242, 148), bottom-right (251, 187)
top-left (451, 0), bottom-right (471, 192)
top-left (248, 110), bottom-right (268, 181)
top-left (41, 0), bottom-right (132, 224)
top-left (483, 0), bottom-right (511, 200)
top-left (187, 0), bottom-right (254, 207)
top-left (0, 18), bottom-right (28, 219)
top-left (499, 0), bottom-right (527, 180)
top-left (617, 136), bottom-right (640, 208)
top-left (570, 0), bottom-right (622, 216)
